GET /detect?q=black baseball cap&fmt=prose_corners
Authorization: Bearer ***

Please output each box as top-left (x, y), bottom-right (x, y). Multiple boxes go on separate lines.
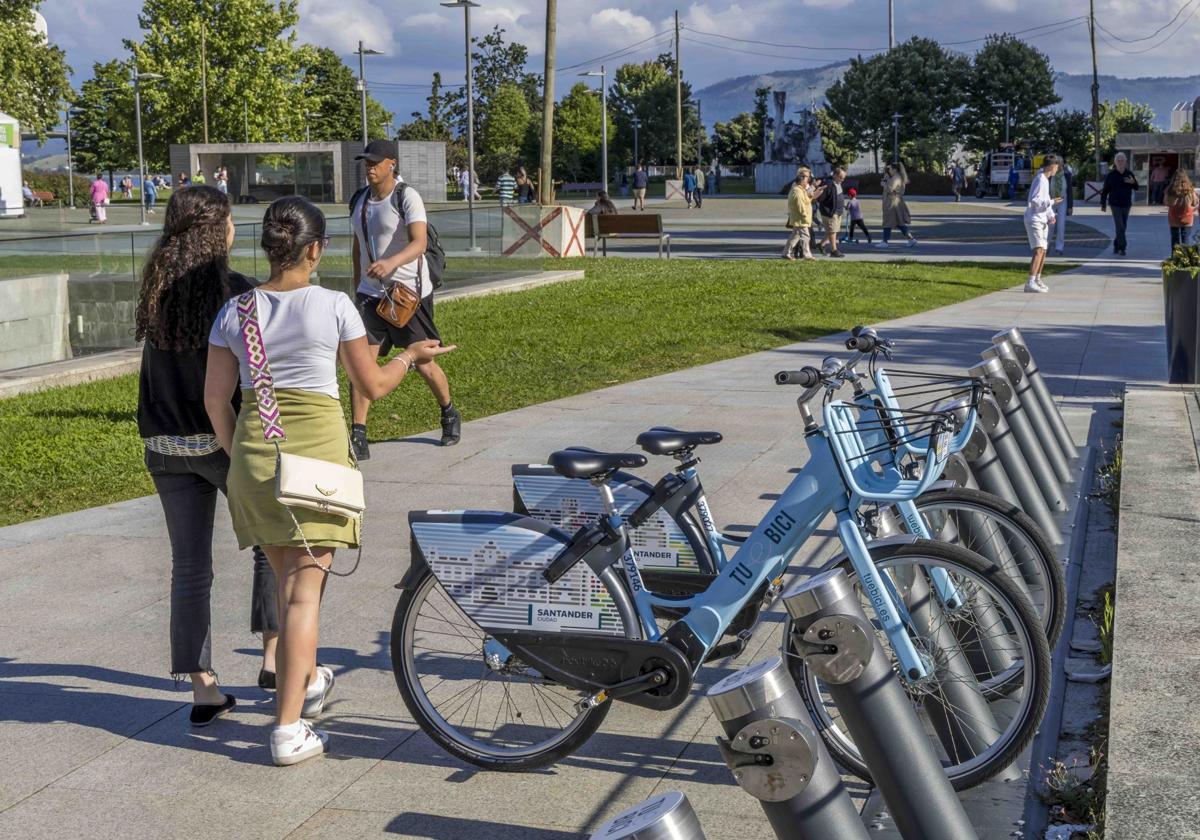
top-left (355, 139), bottom-right (397, 163)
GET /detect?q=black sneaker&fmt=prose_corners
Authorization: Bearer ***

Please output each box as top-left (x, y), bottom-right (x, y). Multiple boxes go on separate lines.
top-left (350, 427), bottom-right (370, 461)
top-left (190, 693), bottom-right (235, 727)
top-left (440, 406), bottom-right (462, 447)
top-left (258, 668), bottom-right (276, 690)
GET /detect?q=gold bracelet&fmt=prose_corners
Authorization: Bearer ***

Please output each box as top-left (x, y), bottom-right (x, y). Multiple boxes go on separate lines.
top-left (399, 352), bottom-right (415, 372)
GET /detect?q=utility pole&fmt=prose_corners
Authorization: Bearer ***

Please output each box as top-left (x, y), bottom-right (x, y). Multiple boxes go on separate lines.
top-left (888, 0), bottom-right (894, 49)
top-left (64, 105), bottom-right (75, 208)
top-left (1089, 0), bottom-right (1102, 178)
top-left (695, 98), bottom-right (702, 165)
top-left (358, 41), bottom-right (368, 145)
top-left (674, 9), bottom-right (683, 179)
top-left (200, 25), bottom-right (209, 143)
top-left (539, 0), bottom-right (557, 205)
top-left (631, 116), bottom-right (641, 166)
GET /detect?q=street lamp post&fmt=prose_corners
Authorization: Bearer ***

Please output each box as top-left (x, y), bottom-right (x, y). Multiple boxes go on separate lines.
top-left (355, 41), bottom-right (382, 146)
top-left (442, 0), bottom-right (481, 252)
top-left (133, 67), bottom-right (163, 226)
top-left (630, 115), bottom-right (641, 168)
top-left (891, 112), bottom-right (901, 164)
top-left (304, 111), bottom-right (321, 143)
top-left (64, 105), bottom-right (75, 208)
top-left (995, 100), bottom-right (1011, 145)
top-left (579, 66), bottom-right (608, 189)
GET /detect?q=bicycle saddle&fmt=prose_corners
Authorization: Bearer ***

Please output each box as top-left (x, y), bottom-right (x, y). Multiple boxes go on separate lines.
top-left (635, 427), bottom-right (723, 456)
top-left (547, 447), bottom-right (648, 480)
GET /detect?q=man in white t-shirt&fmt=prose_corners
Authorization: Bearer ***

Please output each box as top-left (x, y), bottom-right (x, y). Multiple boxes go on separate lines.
top-left (349, 140), bottom-right (459, 457)
top-left (1022, 154), bottom-right (1064, 295)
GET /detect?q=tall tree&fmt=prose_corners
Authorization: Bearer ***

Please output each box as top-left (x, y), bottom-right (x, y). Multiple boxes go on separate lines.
top-left (0, 0), bottom-right (72, 141)
top-left (480, 81), bottom-right (533, 177)
top-left (444, 26), bottom-right (542, 139)
top-left (815, 109), bottom-right (854, 169)
top-left (551, 82), bottom-right (604, 180)
top-left (298, 45), bottom-right (392, 142)
top-left (128, 0), bottom-right (310, 166)
top-left (70, 60), bottom-right (137, 179)
top-left (397, 73), bottom-right (453, 141)
top-left (751, 86), bottom-right (770, 157)
top-left (825, 55), bottom-right (890, 170)
top-left (609, 55), bottom-right (699, 166)
top-left (882, 37), bottom-right (970, 160)
top-left (711, 113), bottom-right (759, 165)
top-left (1035, 109), bottom-right (1093, 166)
top-left (1098, 98), bottom-right (1155, 155)
top-left (957, 34), bottom-right (1060, 154)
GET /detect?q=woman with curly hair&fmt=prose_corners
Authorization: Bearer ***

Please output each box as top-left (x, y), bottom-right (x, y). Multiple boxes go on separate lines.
top-left (136, 185), bottom-right (278, 726)
top-left (1166, 169), bottom-right (1198, 250)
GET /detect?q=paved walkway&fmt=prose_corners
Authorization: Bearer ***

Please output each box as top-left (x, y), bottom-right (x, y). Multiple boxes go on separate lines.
top-left (0, 215), bottom-right (1168, 839)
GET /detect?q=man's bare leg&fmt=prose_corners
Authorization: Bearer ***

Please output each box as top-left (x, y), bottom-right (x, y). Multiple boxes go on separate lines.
top-left (349, 342), bottom-right (384, 459)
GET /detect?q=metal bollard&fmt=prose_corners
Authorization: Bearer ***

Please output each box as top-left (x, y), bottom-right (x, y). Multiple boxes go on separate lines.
top-left (992, 327), bottom-right (1078, 462)
top-left (947, 400), bottom-right (1027, 513)
top-left (967, 391), bottom-right (1062, 541)
top-left (590, 791), bottom-right (706, 840)
top-left (783, 569), bottom-right (979, 840)
top-left (983, 341), bottom-right (1073, 485)
top-left (970, 358), bottom-right (1068, 513)
top-left (706, 657), bottom-right (870, 840)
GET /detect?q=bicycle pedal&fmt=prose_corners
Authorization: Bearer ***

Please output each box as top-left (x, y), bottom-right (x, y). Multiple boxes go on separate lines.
top-left (575, 668), bottom-right (669, 712)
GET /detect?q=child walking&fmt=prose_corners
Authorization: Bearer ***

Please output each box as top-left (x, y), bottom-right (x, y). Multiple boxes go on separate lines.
top-left (840, 188), bottom-right (871, 244)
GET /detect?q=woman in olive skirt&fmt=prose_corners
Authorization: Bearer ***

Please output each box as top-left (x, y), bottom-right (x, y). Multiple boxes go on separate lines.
top-left (204, 196), bottom-right (454, 766)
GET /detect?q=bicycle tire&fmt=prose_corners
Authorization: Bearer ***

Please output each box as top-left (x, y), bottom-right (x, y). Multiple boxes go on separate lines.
top-left (786, 539), bottom-right (1051, 791)
top-left (908, 486), bottom-right (1065, 647)
top-left (392, 566), bottom-right (640, 772)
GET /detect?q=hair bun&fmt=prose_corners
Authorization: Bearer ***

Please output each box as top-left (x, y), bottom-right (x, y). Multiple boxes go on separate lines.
top-left (260, 196), bottom-right (327, 269)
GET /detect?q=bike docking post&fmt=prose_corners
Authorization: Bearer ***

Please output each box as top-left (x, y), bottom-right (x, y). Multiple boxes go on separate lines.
top-left (706, 657), bottom-right (870, 840)
top-left (983, 340), bottom-right (1073, 486)
top-left (590, 791), bottom-right (707, 840)
top-left (782, 569), bottom-right (979, 840)
top-left (969, 358), bottom-right (1068, 514)
top-left (992, 327), bottom-right (1078, 463)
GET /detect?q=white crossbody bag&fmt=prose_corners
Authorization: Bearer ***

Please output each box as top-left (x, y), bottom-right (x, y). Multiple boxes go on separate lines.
top-left (236, 290), bottom-right (363, 575)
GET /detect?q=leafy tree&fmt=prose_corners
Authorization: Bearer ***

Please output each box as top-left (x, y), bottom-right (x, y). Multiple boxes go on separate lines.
top-left (609, 55), bottom-right (700, 167)
top-left (958, 34), bottom-right (1060, 154)
top-left (398, 73), bottom-right (453, 141)
top-left (0, 0), bottom-right (72, 141)
top-left (1099, 98), bottom-right (1155, 155)
top-left (825, 55), bottom-right (890, 171)
top-left (480, 81), bottom-right (533, 177)
top-left (711, 113), bottom-right (759, 165)
top-left (881, 38), bottom-right (970, 164)
top-left (70, 60), bottom-right (137, 180)
top-left (298, 45), bottom-right (391, 142)
top-left (445, 26), bottom-right (541, 139)
top-left (752, 86), bottom-right (770, 151)
top-left (815, 109), bottom-right (854, 168)
top-left (1035, 109), bottom-right (1093, 166)
top-left (127, 0), bottom-right (311, 166)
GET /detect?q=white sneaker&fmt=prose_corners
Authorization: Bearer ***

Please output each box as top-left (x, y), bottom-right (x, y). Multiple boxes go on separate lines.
top-left (1035, 278), bottom-right (1050, 291)
top-left (907, 237), bottom-right (918, 248)
top-left (301, 666), bottom-right (335, 717)
top-left (1024, 279), bottom-right (1048, 294)
top-left (271, 720), bottom-right (329, 766)
top-left (874, 241), bottom-right (891, 248)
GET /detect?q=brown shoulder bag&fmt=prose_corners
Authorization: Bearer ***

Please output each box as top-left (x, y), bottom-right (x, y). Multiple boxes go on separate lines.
top-left (360, 190), bottom-right (423, 329)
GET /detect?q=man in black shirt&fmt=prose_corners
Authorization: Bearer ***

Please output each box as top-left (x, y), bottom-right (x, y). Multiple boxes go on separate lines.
top-left (1100, 152), bottom-right (1139, 255)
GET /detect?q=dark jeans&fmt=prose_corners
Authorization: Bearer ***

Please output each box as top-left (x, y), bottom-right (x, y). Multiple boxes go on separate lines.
top-left (692, 188), bottom-right (703, 207)
top-left (1110, 205), bottom-right (1131, 252)
top-left (1171, 225), bottom-right (1193, 249)
top-left (842, 219), bottom-right (872, 242)
top-left (146, 449), bottom-right (278, 676)
top-left (1151, 182), bottom-right (1167, 205)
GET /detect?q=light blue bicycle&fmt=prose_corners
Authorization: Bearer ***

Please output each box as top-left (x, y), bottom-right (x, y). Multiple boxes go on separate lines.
top-left (391, 354), bottom-right (1051, 786)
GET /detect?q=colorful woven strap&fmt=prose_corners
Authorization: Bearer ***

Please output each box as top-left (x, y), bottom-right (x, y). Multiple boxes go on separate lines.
top-left (235, 291), bottom-right (286, 442)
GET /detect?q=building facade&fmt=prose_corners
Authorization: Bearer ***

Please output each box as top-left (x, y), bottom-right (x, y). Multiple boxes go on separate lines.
top-left (168, 141), bottom-right (447, 205)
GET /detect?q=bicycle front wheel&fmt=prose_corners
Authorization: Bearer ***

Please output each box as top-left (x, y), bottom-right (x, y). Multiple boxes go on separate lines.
top-left (786, 540), bottom-right (1051, 791)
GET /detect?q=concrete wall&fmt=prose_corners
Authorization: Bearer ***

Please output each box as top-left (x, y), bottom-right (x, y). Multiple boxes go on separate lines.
top-left (67, 274), bottom-right (140, 355)
top-left (0, 274), bottom-right (71, 370)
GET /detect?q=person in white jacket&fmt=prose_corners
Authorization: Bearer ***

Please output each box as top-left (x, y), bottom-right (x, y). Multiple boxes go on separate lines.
top-left (1023, 155), bottom-right (1064, 294)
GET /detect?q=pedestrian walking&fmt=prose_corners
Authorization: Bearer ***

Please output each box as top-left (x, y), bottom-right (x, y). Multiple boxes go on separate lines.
top-left (347, 139), bottom-right (461, 457)
top-left (784, 166), bottom-right (820, 261)
top-left (90, 174), bottom-right (109, 224)
top-left (707, 161), bottom-right (717, 195)
top-left (496, 168), bottom-right (517, 206)
top-left (1150, 157), bottom-right (1171, 205)
top-left (136, 185), bottom-right (280, 726)
top-left (144, 174), bottom-right (158, 214)
top-left (1023, 155), bottom-right (1064, 294)
top-left (1049, 161), bottom-right (1072, 255)
top-left (631, 163), bottom-right (648, 210)
top-left (121, 175), bottom-right (133, 200)
top-left (1100, 152), bottom-right (1138, 256)
top-left (682, 168), bottom-right (697, 209)
top-left (693, 166), bottom-right (705, 207)
top-left (204, 195), bottom-right (453, 766)
top-left (840, 188), bottom-right (871, 244)
top-left (877, 163), bottom-right (916, 248)
top-left (1166, 169), bottom-right (1197, 250)
top-left (216, 166), bottom-right (229, 195)
top-left (1006, 164), bottom-right (1020, 201)
top-left (815, 168), bottom-right (848, 257)
top-left (515, 167), bottom-right (536, 204)
top-left (458, 167), bottom-right (480, 202)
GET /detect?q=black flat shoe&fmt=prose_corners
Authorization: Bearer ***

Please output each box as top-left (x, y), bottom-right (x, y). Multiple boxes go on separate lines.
top-left (440, 406), bottom-right (461, 447)
top-left (258, 668), bottom-right (276, 690)
top-left (190, 693), bottom-right (236, 727)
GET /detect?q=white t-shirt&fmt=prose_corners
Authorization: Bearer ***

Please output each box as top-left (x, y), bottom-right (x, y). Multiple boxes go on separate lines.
top-left (352, 183), bottom-right (430, 300)
top-left (209, 286), bottom-right (366, 400)
top-left (1025, 172), bottom-right (1055, 225)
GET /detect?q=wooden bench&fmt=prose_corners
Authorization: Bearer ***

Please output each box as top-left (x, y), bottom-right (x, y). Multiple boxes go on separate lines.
top-left (561, 181), bottom-right (604, 194)
top-left (29, 190), bottom-right (54, 206)
top-left (591, 213), bottom-right (670, 258)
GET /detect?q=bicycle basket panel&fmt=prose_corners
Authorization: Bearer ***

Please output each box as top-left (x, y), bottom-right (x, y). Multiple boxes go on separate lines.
top-left (512, 466), bottom-right (700, 571)
top-left (411, 515), bottom-right (624, 636)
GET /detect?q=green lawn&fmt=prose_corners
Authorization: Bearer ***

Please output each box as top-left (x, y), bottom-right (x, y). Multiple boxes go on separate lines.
top-left (0, 257), bottom-right (1074, 526)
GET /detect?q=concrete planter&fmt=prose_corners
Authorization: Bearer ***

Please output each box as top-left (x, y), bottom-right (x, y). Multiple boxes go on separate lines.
top-left (1163, 267), bottom-right (1200, 383)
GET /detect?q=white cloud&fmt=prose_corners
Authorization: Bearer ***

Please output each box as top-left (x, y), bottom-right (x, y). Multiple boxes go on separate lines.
top-left (296, 0), bottom-right (396, 55)
top-left (586, 8), bottom-right (655, 39)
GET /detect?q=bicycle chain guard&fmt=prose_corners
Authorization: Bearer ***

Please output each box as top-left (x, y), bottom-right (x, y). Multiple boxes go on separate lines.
top-left (716, 717), bottom-right (819, 802)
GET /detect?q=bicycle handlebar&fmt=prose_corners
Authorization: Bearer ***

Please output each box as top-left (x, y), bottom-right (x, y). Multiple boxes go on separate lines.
top-left (774, 367), bottom-right (822, 387)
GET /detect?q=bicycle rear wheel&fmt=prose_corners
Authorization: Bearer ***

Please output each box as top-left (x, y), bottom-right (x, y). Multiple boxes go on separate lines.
top-left (392, 567), bottom-right (641, 772)
top-left (786, 540), bottom-right (1051, 791)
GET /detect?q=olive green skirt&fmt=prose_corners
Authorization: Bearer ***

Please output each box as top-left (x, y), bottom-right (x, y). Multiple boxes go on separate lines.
top-left (227, 388), bottom-right (360, 550)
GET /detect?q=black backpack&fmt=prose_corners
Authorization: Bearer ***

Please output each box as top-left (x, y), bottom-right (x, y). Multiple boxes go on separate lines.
top-left (350, 182), bottom-right (446, 289)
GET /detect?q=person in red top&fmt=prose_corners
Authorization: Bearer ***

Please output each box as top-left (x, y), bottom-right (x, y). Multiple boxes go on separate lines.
top-left (1166, 170), bottom-right (1198, 251)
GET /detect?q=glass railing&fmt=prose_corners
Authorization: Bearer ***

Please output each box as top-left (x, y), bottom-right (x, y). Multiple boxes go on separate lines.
top-left (0, 203), bottom-right (545, 373)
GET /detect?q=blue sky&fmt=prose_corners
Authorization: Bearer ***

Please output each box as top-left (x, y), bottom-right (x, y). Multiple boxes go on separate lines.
top-left (37, 0), bottom-right (1198, 123)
